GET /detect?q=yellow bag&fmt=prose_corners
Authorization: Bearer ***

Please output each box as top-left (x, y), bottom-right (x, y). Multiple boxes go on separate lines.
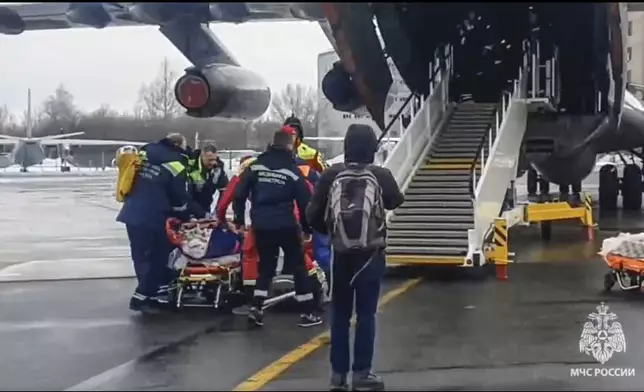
top-left (115, 150), bottom-right (142, 202)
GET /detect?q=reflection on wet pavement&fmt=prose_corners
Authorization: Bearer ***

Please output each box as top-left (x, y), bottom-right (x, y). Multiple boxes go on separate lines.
top-left (2, 173), bottom-right (644, 391)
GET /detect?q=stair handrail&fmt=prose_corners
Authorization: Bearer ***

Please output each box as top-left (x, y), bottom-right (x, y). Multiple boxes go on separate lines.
top-left (376, 45), bottom-right (452, 147)
top-left (468, 40), bottom-right (530, 199)
top-left (381, 45), bottom-right (452, 178)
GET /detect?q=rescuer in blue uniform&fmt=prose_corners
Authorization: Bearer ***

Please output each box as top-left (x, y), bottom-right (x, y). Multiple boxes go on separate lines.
top-left (233, 130), bottom-right (322, 328)
top-left (117, 133), bottom-right (206, 314)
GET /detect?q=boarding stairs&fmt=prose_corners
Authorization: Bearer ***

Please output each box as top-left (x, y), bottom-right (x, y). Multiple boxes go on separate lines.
top-left (382, 40), bottom-right (554, 267)
top-left (386, 103), bottom-right (496, 263)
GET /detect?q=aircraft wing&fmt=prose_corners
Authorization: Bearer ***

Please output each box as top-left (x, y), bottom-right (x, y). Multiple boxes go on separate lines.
top-left (39, 138), bottom-right (147, 147)
top-left (0, 3), bottom-right (325, 35)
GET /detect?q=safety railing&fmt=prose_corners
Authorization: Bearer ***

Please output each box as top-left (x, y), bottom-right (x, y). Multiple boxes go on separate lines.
top-left (529, 40), bottom-right (560, 105)
top-left (382, 44), bottom-right (453, 190)
top-left (469, 40), bottom-right (530, 199)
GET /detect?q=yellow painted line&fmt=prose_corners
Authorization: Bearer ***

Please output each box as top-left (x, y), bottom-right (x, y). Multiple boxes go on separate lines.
top-left (429, 158), bottom-right (476, 163)
top-left (233, 278), bottom-right (422, 392)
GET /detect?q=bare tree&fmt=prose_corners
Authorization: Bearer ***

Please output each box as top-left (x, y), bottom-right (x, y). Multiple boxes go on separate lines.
top-left (137, 58), bottom-right (182, 120)
top-left (270, 84), bottom-right (318, 134)
top-left (0, 105), bottom-right (12, 133)
top-left (90, 104), bottom-right (118, 118)
top-left (41, 84), bottom-right (80, 131)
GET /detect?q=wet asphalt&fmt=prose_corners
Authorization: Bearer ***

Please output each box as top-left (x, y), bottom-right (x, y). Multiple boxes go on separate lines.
top-left (1, 172), bottom-right (644, 390)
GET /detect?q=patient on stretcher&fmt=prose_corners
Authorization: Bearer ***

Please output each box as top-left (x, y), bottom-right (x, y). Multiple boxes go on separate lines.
top-left (166, 218), bottom-right (242, 270)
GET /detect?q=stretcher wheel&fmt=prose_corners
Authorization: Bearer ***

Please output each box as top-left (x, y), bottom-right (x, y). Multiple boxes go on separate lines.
top-left (604, 272), bottom-right (616, 292)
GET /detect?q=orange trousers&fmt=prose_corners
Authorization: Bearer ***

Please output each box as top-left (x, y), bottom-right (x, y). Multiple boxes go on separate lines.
top-left (242, 230), bottom-right (317, 287)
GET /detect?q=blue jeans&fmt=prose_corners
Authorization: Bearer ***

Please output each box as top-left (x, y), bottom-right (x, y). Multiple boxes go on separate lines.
top-left (330, 250), bottom-right (384, 374)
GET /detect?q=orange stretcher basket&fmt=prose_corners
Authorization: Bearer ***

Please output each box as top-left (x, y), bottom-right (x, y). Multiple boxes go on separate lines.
top-left (603, 253), bottom-right (644, 292)
top-left (605, 254), bottom-right (644, 275)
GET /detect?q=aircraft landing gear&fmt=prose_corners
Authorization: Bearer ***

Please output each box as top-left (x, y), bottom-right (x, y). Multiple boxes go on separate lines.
top-left (621, 163), bottom-right (643, 210)
top-left (598, 165), bottom-right (619, 211)
top-left (19, 167), bottom-right (27, 173)
top-left (558, 182), bottom-right (582, 206)
top-left (527, 167), bottom-right (550, 202)
top-left (60, 165), bottom-right (71, 173)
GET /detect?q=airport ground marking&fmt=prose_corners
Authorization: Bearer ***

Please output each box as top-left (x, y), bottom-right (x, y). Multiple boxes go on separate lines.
top-left (233, 277), bottom-right (423, 392)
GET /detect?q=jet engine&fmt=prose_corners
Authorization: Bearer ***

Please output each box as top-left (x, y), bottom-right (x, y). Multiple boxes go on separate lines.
top-left (0, 6), bottom-right (25, 35)
top-left (174, 64), bottom-right (271, 120)
top-left (322, 61), bottom-right (364, 112)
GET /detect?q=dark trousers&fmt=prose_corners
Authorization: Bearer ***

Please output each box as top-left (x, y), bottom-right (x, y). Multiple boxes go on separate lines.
top-left (252, 227), bottom-right (314, 312)
top-left (126, 224), bottom-right (174, 299)
top-left (330, 250), bottom-right (383, 375)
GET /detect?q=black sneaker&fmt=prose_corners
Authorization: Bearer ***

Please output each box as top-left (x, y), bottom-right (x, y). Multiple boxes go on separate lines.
top-left (330, 373), bottom-right (349, 391)
top-left (233, 304), bottom-right (251, 316)
top-left (352, 371), bottom-right (384, 391)
top-left (248, 306), bottom-right (264, 327)
top-left (298, 313), bottom-right (323, 328)
top-left (129, 297), bottom-right (162, 315)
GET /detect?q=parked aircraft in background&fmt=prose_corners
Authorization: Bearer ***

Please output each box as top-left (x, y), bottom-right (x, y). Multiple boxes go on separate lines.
top-left (0, 131), bottom-right (145, 172)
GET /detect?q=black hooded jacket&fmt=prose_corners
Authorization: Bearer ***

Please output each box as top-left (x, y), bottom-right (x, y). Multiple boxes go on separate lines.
top-left (305, 124), bottom-right (404, 236)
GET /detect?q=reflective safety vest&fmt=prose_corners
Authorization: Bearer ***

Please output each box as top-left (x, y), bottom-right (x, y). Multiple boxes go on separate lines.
top-left (187, 156), bottom-right (206, 190)
top-left (297, 142), bottom-right (328, 172)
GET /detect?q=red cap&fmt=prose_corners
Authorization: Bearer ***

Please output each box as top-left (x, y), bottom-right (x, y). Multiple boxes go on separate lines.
top-left (282, 125), bottom-right (298, 136)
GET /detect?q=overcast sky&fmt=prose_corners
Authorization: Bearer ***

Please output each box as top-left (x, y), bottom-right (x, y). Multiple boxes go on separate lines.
top-left (0, 20), bottom-right (333, 116)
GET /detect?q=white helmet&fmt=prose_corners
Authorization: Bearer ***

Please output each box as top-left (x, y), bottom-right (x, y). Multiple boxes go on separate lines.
top-left (117, 145), bottom-right (138, 156)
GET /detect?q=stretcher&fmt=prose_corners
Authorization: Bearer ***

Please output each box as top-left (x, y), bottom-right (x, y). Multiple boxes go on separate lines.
top-left (599, 233), bottom-right (644, 292)
top-left (165, 218), bottom-right (320, 311)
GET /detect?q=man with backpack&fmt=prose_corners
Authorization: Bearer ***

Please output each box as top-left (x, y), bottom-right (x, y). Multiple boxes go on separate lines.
top-left (306, 124), bottom-right (404, 391)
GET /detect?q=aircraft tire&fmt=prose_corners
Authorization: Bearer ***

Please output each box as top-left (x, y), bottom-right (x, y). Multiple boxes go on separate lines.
top-left (598, 165), bottom-right (619, 211)
top-left (527, 166), bottom-right (538, 195)
top-left (622, 164), bottom-right (642, 211)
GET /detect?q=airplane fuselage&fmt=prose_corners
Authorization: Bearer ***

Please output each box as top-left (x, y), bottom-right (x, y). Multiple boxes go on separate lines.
top-left (320, 3), bottom-right (635, 186)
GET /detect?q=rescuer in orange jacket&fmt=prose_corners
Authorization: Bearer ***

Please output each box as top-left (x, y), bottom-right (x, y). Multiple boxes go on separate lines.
top-left (216, 148), bottom-right (323, 312)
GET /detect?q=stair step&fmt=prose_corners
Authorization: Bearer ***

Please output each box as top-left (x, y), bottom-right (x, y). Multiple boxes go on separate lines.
top-left (392, 214), bottom-right (473, 223)
top-left (403, 194), bottom-right (472, 202)
top-left (408, 181), bottom-right (469, 189)
top-left (412, 174), bottom-right (471, 182)
top-left (388, 230), bottom-right (469, 239)
top-left (389, 221), bottom-right (473, 230)
top-left (395, 207), bottom-right (473, 216)
top-left (432, 145), bottom-right (483, 152)
top-left (430, 153), bottom-right (478, 159)
top-left (436, 140), bottom-right (483, 146)
top-left (388, 238), bottom-right (470, 247)
top-left (386, 246), bottom-right (468, 257)
top-left (449, 120), bottom-right (492, 125)
top-left (415, 169), bottom-right (478, 176)
top-left (419, 163), bottom-right (481, 170)
top-left (441, 133), bottom-right (487, 140)
top-left (398, 200), bottom-right (472, 208)
top-left (426, 157), bottom-right (476, 163)
top-left (452, 113), bottom-right (494, 117)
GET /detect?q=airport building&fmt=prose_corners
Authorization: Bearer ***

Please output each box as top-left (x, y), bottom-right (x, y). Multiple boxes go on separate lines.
top-left (627, 11), bottom-right (644, 98)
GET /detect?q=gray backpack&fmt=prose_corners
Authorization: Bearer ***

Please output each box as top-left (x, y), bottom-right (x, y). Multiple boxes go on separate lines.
top-left (325, 163), bottom-right (386, 253)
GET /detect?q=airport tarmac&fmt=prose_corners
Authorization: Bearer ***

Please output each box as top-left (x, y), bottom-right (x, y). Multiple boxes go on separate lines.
top-left (1, 174), bottom-right (644, 391)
